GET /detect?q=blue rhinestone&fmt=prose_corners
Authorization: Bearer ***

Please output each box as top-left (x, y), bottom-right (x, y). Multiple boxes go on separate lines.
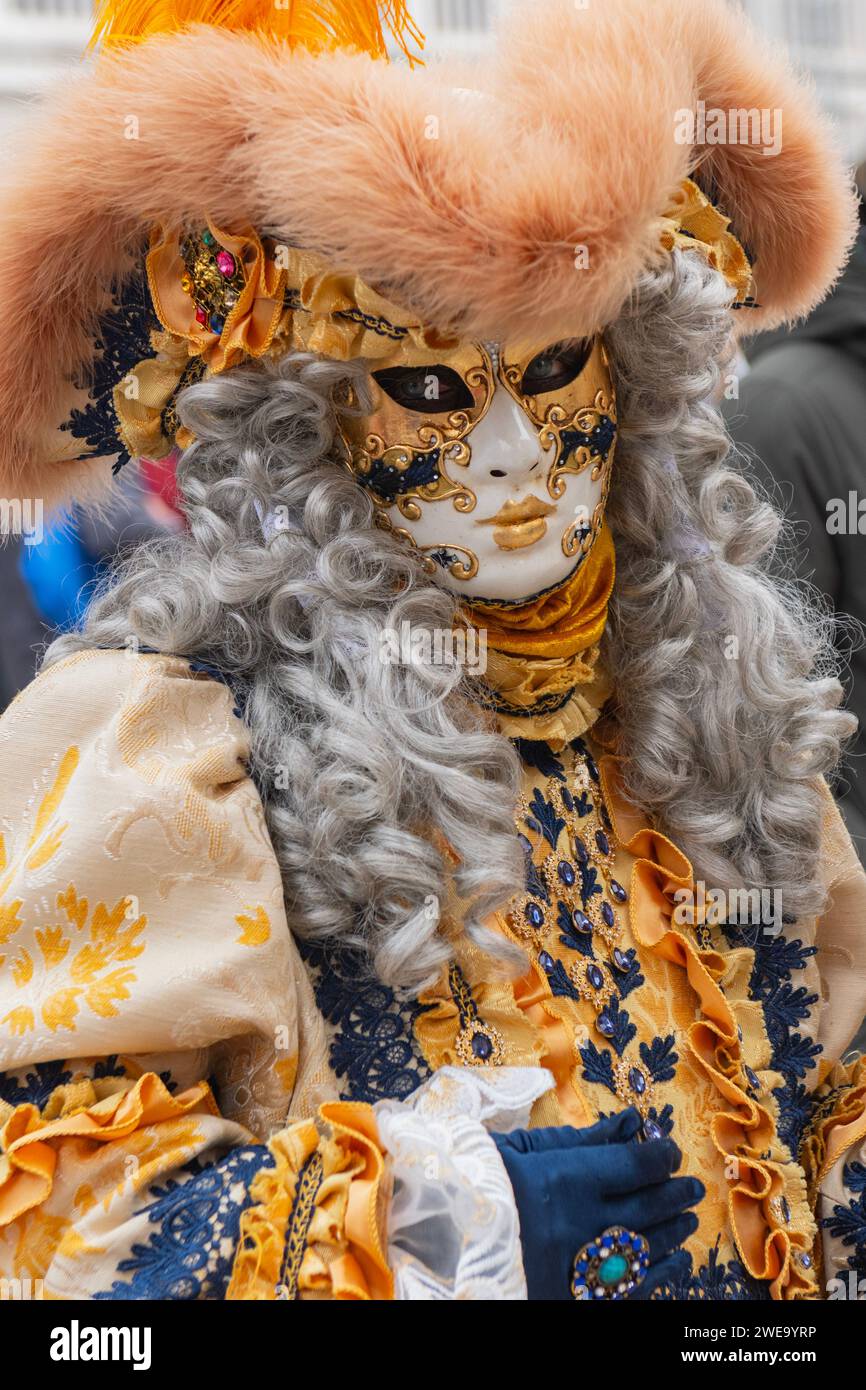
top-left (628, 1067), bottom-right (646, 1095)
top-left (557, 860), bottom-right (576, 887)
top-left (587, 964), bottom-right (604, 990)
top-left (597, 1010), bottom-right (615, 1037)
top-left (576, 1260), bottom-right (588, 1274)
top-left (595, 829), bottom-right (610, 856)
top-left (601, 901), bottom-right (615, 928)
top-left (573, 837), bottom-right (589, 864)
top-left (573, 909), bottom-right (593, 935)
top-left (610, 879), bottom-right (628, 903)
top-left (587, 1245), bottom-right (598, 1258)
top-left (517, 833), bottom-right (532, 854)
top-left (208, 312), bottom-right (225, 334)
top-left (586, 753), bottom-right (600, 782)
top-left (781, 1197), bottom-right (790, 1224)
top-left (631, 1236), bottom-right (644, 1250)
top-left (745, 1066), bottom-right (761, 1092)
top-left (800, 1253), bottom-right (812, 1269)
top-left (600, 1234), bottom-right (614, 1248)
top-left (562, 787), bottom-right (574, 812)
top-left (525, 902), bottom-right (544, 929)
top-left (526, 816), bottom-right (542, 834)
top-left (538, 951), bottom-right (554, 974)
top-left (612, 948), bottom-right (630, 972)
top-left (471, 1031), bottom-right (492, 1060)
top-left (643, 1118), bottom-right (663, 1141)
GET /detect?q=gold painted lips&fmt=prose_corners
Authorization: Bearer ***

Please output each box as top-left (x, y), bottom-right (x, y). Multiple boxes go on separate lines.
top-left (477, 495), bottom-right (557, 551)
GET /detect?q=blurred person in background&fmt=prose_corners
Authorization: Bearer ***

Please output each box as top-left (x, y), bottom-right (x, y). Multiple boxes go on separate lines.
top-left (724, 162), bottom-right (866, 867)
top-left (18, 458), bottom-right (184, 634)
top-left (0, 541), bottom-right (46, 709)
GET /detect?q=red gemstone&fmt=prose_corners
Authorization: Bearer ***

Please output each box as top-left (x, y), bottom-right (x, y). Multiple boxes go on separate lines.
top-left (194, 305), bottom-right (208, 327)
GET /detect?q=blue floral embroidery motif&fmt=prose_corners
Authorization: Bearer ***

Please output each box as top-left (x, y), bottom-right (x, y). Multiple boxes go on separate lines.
top-left (527, 788), bottom-right (566, 850)
top-left (722, 923), bottom-right (820, 1156)
top-left (300, 942), bottom-right (432, 1104)
top-left (94, 1145), bottom-right (273, 1300)
top-left (512, 740), bottom-right (567, 783)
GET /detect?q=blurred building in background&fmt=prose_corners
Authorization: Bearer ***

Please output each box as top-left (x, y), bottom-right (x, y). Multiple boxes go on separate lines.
top-left (0, 0), bottom-right (90, 134)
top-left (741, 0), bottom-right (866, 162)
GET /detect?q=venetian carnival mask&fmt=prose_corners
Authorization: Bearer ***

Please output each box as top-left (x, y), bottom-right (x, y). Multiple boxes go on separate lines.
top-left (339, 336), bottom-right (617, 604)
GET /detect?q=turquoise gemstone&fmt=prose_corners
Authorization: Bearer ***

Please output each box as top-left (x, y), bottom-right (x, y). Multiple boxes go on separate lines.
top-left (598, 1252), bottom-right (629, 1287)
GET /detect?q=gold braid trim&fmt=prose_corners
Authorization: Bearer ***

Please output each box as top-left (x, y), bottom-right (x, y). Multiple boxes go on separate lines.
top-left (227, 1102), bottom-right (393, 1301)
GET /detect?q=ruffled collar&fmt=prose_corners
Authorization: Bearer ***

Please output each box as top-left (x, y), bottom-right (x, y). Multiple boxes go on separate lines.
top-left (462, 523), bottom-right (615, 748)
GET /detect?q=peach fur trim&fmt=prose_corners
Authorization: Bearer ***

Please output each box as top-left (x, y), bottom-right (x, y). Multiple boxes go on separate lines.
top-left (599, 756), bottom-right (821, 1300)
top-left (0, 0), bottom-right (856, 512)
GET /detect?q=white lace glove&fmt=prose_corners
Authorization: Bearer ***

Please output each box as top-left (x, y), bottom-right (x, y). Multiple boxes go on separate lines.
top-left (374, 1065), bottom-right (553, 1300)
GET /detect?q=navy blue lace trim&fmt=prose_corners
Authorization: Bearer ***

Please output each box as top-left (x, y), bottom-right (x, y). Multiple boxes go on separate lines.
top-left (93, 1145), bottom-right (272, 1300)
top-left (299, 941), bottom-right (433, 1104)
top-left (60, 262), bottom-right (158, 474)
top-left (652, 1236), bottom-right (771, 1301)
top-left (0, 1056), bottom-right (127, 1109)
top-left (721, 923), bottom-right (820, 1156)
top-left (821, 1159), bottom-right (866, 1282)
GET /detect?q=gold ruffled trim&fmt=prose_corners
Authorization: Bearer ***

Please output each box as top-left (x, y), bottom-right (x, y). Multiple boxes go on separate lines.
top-left (491, 665), bottom-right (612, 748)
top-left (600, 757), bottom-right (819, 1299)
top-left (0, 1070), bottom-right (218, 1226)
top-left (801, 1054), bottom-right (866, 1197)
top-left (227, 1101), bottom-right (392, 1301)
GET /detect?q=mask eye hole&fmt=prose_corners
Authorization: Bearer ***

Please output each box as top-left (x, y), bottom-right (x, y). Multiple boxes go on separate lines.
top-left (372, 365), bottom-right (475, 414)
top-left (520, 339), bottom-right (594, 397)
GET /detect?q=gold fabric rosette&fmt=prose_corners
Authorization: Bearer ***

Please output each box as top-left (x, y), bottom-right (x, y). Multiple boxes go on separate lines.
top-left (660, 177), bottom-right (756, 306)
top-left (115, 222), bottom-right (454, 462)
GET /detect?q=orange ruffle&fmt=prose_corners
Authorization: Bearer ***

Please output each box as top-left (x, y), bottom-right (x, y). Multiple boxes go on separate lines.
top-left (0, 1071), bottom-right (218, 1226)
top-left (600, 756), bottom-right (819, 1299)
top-left (227, 1101), bottom-right (393, 1301)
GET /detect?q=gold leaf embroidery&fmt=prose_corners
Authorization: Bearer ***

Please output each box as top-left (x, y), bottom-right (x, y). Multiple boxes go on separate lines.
top-left (235, 904), bottom-right (271, 947)
top-left (42, 988), bottom-right (83, 1033)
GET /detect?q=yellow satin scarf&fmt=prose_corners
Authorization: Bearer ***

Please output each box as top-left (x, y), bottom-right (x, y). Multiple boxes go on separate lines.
top-left (462, 523), bottom-right (616, 745)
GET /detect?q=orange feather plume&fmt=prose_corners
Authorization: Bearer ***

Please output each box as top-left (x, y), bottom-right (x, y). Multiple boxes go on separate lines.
top-left (89, 0), bottom-right (425, 62)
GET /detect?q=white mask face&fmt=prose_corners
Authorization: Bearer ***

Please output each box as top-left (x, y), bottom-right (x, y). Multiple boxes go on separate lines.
top-left (341, 337), bottom-right (617, 604)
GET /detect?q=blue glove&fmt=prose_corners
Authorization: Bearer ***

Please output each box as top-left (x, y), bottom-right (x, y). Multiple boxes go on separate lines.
top-left (493, 1108), bottom-right (704, 1300)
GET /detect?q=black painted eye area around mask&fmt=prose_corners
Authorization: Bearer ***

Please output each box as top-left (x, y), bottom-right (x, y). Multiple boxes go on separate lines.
top-left (372, 365), bottom-right (475, 414)
top-left (520, 339), bottom-right (594, 396)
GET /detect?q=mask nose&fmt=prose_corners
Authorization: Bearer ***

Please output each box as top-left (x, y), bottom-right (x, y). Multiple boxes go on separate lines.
top-left (468, 385), bottom-right (547, 484)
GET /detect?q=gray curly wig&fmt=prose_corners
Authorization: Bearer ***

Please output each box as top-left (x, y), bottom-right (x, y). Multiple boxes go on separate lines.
top-left (47, 250), bottom-right (854, 990)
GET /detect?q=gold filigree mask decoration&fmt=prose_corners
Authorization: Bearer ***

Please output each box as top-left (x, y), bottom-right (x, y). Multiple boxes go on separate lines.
top-left (339, 341), bottom-right (495, 581)
top-left (339, 334), bottom-right (618, 601)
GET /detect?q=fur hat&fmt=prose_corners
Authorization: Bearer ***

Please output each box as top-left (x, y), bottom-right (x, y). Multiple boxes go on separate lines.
top-left (0, 0), bottom-right (855, 511)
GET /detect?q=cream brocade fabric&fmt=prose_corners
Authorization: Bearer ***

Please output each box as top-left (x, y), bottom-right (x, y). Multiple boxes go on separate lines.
top-left (0, 650), bottom-right (338, 1298)
top-left (0, 649), bottom-right (864, 1298)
